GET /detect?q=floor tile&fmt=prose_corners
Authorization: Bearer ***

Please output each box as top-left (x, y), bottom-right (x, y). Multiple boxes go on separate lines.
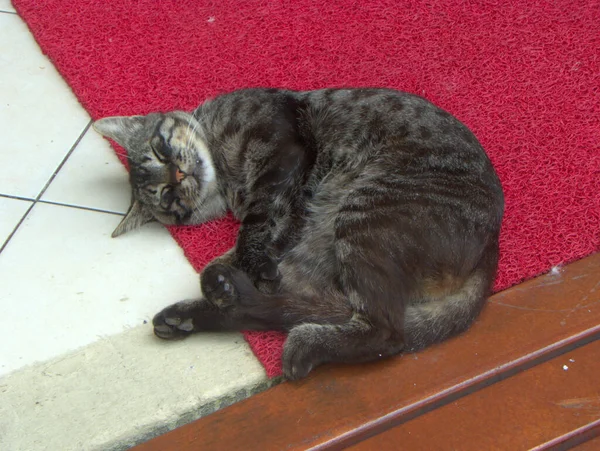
top-left (0, 325), bottom-right (270, 451)
top-left (42, 128), bottom-right (131, 214)
top-left (0, 14), bottom-right (90, 199)
top-left (0, 202), bottom-right (201, 377)
top-left (0, 196), bottom-right (31, 248)
top-left (0, 1), bottom-right (15, 13)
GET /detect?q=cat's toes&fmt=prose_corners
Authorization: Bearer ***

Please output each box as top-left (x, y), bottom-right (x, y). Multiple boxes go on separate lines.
top-left (152, 302), bottom-right (196, 340)
top-left (201, 263), bottom-right (239, 307)
top-left (256, 255), bottom-right (281, 282)
top-left (254, 256), bottom-right (282, 294)
top-left (282, 328), bottom-right (318, 380)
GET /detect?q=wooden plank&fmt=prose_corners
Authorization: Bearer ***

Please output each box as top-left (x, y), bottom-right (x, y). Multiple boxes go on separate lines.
top-left (133, 253), bottom-right (600, 451)
top-left (350, 341), bottom-right (600, 451)
top-left (571, 434), bottom-right (600, 450)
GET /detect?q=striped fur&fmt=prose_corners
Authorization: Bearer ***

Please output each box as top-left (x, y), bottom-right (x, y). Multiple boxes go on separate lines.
top-left (94, 88), bottom-right (504, 379)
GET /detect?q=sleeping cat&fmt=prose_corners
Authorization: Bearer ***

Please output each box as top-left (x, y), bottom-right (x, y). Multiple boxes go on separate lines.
top-left (93, 88), bottom-right (504, 380)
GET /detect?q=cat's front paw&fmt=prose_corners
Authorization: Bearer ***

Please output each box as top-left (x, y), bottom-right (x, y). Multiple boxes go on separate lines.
top-left (234, 249), bottom-right (281, 287)
top-left (152, 301), bottom-right (197, 340)
top-left (255, 253), bottom-right (281, 282)
top-left (246, 254), bottom-right (282, 295)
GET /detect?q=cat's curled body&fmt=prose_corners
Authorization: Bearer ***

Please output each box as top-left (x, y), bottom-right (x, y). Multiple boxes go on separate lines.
top-left (94, 88), bottom-right (504, 379)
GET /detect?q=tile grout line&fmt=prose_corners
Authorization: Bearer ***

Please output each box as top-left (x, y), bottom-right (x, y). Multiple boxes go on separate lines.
top-left (0, 121), bottom-right (92, 255)
top-left (35, 120), bottom-right (93, 201)
top-left (1, 189), bottom-right (125, 219)
top-left (0, 202), bottom-right (35, 254)
top-left (0, 193), bottom-right (35, 202)
top-left (0, 10), bottom-right (17, 15)
top-left (37, 199), bottom-right (125, 216)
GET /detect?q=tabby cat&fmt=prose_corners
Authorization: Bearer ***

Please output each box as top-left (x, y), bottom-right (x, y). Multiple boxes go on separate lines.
top-left (93, 88), bottom-right (504, 380)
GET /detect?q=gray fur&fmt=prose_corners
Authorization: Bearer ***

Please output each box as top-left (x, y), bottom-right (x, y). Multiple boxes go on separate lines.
top-left (94, 88), bottom-right (504, 379)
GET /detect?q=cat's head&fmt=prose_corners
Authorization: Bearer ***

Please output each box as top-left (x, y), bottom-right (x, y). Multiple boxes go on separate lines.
top-left (93, 112), bottom-right (226, 237)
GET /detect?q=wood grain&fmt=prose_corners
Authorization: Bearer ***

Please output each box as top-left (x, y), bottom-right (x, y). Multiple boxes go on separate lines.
top-left (571, 434), bottom-right (600, 450)
top-left (350, 341), bottom-right (600, 451)
top-left (134, 253), bottom-right (600, 451)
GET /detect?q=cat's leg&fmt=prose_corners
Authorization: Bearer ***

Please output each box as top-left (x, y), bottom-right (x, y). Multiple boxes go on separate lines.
top-left (230, 141), bottom-right (309, 286)
top-left (152, 253), bottom-right (278, 339)
top-left (282, 319), bottom-right (405, 380)
top-left (279, 198), bottom-right (411, 379)
top-left (153, 260), bottom-right (282, 338)
top-left (151, 243), bottom-right (276, 339)
top-left (200, 262), bottom-right (351, 327)
top-left (154, 261), bottom-right (405, 379)
top-left (153, 260), bottom-right (352, 339)
top-left (153, 261), bottom-right (297, 339)
top-left (153, 298), bottom-right (233, 339)
top-left (152, 293), bottom-right (289, 339)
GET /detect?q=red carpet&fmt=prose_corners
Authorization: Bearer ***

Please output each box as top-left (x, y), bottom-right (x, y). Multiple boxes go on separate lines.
top-left (13, 0), bottom-right (599, 378)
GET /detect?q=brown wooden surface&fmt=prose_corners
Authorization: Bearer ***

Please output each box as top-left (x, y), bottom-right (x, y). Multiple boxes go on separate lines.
top-left (134, 253), bottom-right (600, 451)
top-left (572, 434), bottom-right (600, 450)
top-left (350, 341), bottom-right (600, 451)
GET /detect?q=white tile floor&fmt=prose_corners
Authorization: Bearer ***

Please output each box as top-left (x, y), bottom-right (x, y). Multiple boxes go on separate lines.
top-left (0, 0), bottom-right (15, 13)
top-left (0, 11), bottom-right (269, 450)
top-left (0, 9), bottom-right (203, 377)
top-left (0, 13), bottom-right (91, 200)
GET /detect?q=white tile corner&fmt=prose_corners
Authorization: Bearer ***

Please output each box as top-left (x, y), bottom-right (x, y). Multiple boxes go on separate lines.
top-left (0, 202), bottom-right (200, 377)
top-left (0, 1), bottom-right (16, 13)
top-left (0, 13), bottom-right (91, 199)
top-left (42, 128), bottom-right (131, 214)
top-left (0, 196), bottom-right (32, 248)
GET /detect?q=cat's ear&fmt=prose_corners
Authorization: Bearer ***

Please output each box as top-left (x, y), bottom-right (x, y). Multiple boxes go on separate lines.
top-left (93, 116), bottom-right (145, 148)
top-left (112, 199), bottom-right (154, 238)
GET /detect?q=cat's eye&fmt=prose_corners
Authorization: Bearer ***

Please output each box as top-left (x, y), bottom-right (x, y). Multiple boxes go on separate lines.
top-left (150, 136), bottom-right (169, 163)
top-left (160, 186), bottom-right (176, 207)
top-left (152, 147), bottom-right (168, 163)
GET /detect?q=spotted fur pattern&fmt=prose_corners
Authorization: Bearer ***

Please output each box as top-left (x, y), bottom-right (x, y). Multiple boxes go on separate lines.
top-left (93, 88), bottom-right (504, 380)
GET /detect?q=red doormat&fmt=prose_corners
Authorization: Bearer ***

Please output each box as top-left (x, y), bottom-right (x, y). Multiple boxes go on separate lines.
top-left (13, 0), bottom-right (599, 378)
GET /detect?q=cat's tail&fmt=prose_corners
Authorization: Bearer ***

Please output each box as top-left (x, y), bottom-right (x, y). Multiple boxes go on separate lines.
top-left (403, 271), bottom-right (491, 352)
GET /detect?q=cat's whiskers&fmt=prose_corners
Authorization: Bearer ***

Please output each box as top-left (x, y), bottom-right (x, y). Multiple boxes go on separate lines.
top-left (192, 196), bottom-right (205, 213)
top-left (183, 114), bottom-right (195, 149)
top-left (111, 149), bottom-right (130, 160)
top-left (185, 115), bottom-right (202, 151)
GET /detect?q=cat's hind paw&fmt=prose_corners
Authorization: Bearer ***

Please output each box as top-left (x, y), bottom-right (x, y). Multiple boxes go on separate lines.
top-left (152, 301), bottom-right (197, 340)
top-left (282, 325), bottom-right (319, 380)
top-left (201, 263), bottom-right (252, 307)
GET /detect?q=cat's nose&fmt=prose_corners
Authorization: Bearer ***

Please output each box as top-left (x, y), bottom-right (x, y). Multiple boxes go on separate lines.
top-left (173, 167), bottom-right (186, 184)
